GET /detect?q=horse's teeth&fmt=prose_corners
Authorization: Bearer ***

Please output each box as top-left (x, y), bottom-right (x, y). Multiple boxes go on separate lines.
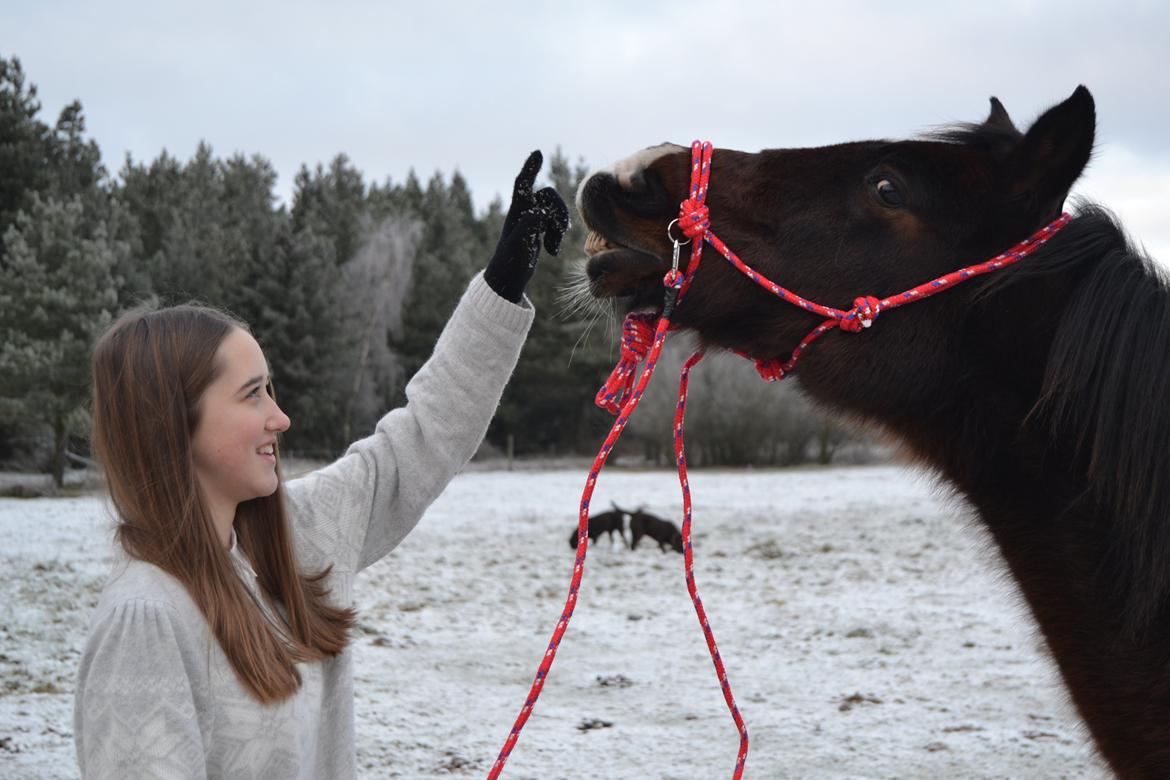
top-left (585, 231), bottom-right (616, 256)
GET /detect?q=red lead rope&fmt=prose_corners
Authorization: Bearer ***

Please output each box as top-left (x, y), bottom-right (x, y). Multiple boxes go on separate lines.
top-left (488, 141), bottom-right (1071, 779)
top-left (487, 298), bottom-right (684, 780)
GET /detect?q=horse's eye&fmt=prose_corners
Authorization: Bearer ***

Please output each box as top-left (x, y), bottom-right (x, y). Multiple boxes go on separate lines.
top-left (875, 179), bottom-right (904, 207)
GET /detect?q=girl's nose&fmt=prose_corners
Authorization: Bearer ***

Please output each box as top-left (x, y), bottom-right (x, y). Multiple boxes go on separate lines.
top-left (269, 403), bottom-right (291, 433)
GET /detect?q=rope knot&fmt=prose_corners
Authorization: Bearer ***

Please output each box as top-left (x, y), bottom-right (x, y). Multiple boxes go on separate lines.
top-left (595, 312), bottom-right (658, 414)
top-left (729, 349), bottom-right (788, 383)
top-left (678, 199), bottom-right (710, 240)
top-left (753, 358), bottom-right (787, 382)
top-left (618, 312), bottom-right (656, 363)
top-left (840, 296), bottom-right (882, 333)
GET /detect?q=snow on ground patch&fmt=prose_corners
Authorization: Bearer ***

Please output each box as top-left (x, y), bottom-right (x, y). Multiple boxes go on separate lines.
top-left (0, 466), bottom-right (1104, 778)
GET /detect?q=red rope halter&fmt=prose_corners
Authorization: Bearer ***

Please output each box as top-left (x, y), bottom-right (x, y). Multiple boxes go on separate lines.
top-left (488, 141), bottom-right (1071, 779)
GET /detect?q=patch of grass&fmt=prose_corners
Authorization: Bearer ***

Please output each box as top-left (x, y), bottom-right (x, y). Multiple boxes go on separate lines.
top-left (838, 692), bottom-right (883, 712)
top-left (0, 484), bottom-right (51, 499)
top-left (30, 681), bottom-right (64, 695)
top-left (745, 539), bottom-right (792, 560)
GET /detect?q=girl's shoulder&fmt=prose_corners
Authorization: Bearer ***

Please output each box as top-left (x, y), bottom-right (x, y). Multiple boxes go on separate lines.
top-left (91, 557), bottom-right (202, 630)
top-left (79, 559), bottom-right (215, 696)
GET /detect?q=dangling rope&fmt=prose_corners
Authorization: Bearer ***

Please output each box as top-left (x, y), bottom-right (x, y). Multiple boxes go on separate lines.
top-left (487, 286), bottom-right (685, 779)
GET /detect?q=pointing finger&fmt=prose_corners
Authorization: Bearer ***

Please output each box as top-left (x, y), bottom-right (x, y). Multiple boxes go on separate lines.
top-left (511, 150), bottom-right (543, 205)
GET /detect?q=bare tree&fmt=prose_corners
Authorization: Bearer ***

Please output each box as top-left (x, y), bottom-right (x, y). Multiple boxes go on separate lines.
top-left (338, 215), bottom-right (421, 442)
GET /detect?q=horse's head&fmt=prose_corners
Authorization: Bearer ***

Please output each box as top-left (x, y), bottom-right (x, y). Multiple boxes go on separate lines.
top-left (578, 87), bottom-right (1095, 413)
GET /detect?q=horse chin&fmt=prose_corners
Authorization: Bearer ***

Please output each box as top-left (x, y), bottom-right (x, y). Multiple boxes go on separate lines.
top-left (614, 289), bottom-right (668, 318)
top-left (584, 247), bottom-right (668, 312)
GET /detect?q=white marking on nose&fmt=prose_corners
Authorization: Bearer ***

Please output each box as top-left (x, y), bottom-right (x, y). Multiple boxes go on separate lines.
top-left (577, 143), bottom-right (685, 214)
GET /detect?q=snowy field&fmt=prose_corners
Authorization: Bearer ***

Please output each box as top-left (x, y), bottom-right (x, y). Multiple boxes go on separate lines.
top-left (1, 465), bottom-right (1106, 778)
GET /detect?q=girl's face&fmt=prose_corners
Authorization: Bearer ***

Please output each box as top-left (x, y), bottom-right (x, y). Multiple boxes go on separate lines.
top-left (191, 328), bottom-right (291, 516)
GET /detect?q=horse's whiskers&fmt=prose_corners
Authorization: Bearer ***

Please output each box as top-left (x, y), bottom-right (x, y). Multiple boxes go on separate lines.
top-left (557, 259), bottom-right (621, 367)
top-left (555, 259), bottom-right (606, 322)
top-left (566, 306), bottom-right (604, 367)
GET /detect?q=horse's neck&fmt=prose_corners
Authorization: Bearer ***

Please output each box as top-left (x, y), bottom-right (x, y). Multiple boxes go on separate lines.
top-left (964, 460), bottom-right (1170, 776)
top-left (896, 374), bottom-right (1170, 777)
top-left (841, 213), bottom-right (1170, 774)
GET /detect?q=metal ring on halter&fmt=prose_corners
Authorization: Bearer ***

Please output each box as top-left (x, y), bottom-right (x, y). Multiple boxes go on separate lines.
top-left (666, 218), bottom-right (692, 246)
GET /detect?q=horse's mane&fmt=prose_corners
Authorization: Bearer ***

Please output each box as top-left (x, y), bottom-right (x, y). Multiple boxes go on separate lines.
top-left (986, 205), bottom-right (1170, 636)
top-left (925, 121), bottom-right (1021, 153)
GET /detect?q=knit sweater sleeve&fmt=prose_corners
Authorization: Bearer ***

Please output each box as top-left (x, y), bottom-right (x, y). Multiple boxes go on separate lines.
top-left (74, 598), bottom-right (208, 780)
top-left (284, 272), bottom-right (534, 575)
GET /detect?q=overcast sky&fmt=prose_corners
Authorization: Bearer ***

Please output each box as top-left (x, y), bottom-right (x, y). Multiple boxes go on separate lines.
top-left (5, 1), bottom-right (1168, 259)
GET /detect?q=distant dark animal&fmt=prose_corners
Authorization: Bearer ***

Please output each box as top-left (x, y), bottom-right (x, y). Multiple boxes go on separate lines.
top-left (576, 86), bottom-right (1170, 774)
top-left (629, 509), bottom-right (683, 554)
top-left (569, 507), bottom-right (628, 549)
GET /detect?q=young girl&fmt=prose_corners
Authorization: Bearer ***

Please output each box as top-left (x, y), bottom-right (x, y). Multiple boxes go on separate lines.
top-left (74, 152), bottom-right (568, 779)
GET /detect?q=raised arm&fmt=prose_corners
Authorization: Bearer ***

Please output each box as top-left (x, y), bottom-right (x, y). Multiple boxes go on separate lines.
top-left (284, 152), bottom-right (568, 576)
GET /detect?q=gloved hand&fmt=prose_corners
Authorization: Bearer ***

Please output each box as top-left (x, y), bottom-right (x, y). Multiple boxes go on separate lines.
top-left (483, 150), bottom-right (570, 303)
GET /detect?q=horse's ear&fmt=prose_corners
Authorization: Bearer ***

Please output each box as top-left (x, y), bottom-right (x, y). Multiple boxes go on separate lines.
top-left (985, 97), bottom-right (1018, 134)
top-left (1009, 86), bottom-right (1095, 218)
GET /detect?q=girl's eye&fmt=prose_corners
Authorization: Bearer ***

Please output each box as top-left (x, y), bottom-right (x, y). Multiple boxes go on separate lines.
top-left (246, 386), bottom-right (262, 399)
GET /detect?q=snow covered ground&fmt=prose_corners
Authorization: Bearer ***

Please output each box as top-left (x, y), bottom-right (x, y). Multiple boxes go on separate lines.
top-left (1, 465), bottom-right (1106, 778)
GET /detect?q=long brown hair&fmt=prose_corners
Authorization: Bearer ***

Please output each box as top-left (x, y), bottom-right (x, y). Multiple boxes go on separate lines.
top-left (90, 303), bottom-right (354, 703)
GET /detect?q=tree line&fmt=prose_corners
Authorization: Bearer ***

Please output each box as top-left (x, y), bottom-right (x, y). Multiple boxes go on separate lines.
top-left (0, 55), bottom-right (869, 486)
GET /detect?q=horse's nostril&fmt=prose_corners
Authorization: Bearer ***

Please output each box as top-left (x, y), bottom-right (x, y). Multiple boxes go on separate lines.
top-left (586, 260), bottom-right (604, 284)
top-left (585, 251), bottom-right (618, 284)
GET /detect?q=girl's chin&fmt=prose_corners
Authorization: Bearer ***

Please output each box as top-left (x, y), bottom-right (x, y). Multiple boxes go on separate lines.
top-left (242, 480), bottom-right (281, 503)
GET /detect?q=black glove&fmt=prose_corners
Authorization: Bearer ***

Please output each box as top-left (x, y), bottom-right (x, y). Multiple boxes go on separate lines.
top-left (483, 150), bottom-right (570, 303)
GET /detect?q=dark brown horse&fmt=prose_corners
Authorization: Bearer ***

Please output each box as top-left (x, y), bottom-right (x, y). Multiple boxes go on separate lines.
top-left (577, 86), bottom-right (1169, 777)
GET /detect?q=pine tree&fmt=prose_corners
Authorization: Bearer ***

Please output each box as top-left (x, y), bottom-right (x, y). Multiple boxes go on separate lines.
top-left (290, 154), bottom-right (367, 265)
top-left (240, 222), bottom-right (349, 455)
top-left (0, 57), bottom-right (140, 473)
top-left (116, 150), bottom-right (181, 258)
top-left (390, 170), bottom-right (486, 399)
top-left (216, 153), bottom-right (282, 323)
top-left (119, 144), bottom-right (235, 305)
top-left (0, 195), bottom-right (126, 484)
top-left (118, 145), bottom-right (281, 318)
top-left (52, 106), bottom-right (147, 308)
top-left (48, 100), bottom-right (104, 199)
top-left (402, 169), bottom-right (424, 212)
top-left (0, 56), bottom-right (54, 248)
